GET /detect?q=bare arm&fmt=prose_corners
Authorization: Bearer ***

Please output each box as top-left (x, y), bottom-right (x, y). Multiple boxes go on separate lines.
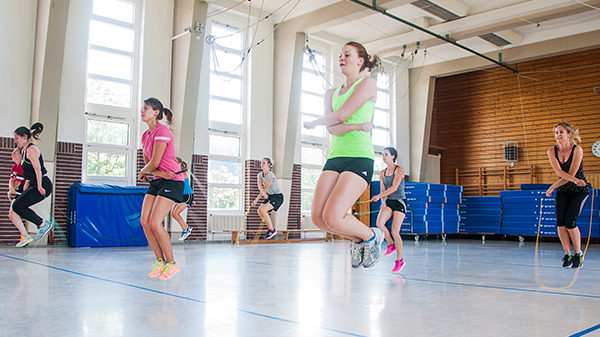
top-left (27, 146), bottom-right (45, 195)
top-left (304, 77), bottom-right (376, 129)
top-left (546, 146), bottom-right (586, 195)
top-left (372, 166), bottom-right (405, 201)
top-left (138, 142), bottom-right (167, 180)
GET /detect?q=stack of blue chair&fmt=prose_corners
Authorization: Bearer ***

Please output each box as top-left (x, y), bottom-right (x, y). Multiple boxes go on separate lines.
top-left (501, 189), bottom-right (600, 237)
top-left (404, 182), bottom-right (463, 234)
top-left (459, 197), bottom-right (502, 234)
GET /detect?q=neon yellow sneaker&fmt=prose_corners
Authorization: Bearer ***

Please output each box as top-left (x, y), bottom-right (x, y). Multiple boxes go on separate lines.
top-left (147, 260), bottom-right (166, 278)
top-left (16, 235), bottom-right (33, 247)
top-left (158, 263), bottom-right (180, 280)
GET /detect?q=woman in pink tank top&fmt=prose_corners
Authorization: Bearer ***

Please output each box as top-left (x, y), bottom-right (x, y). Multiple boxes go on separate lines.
top-left (138, 97), bottom-right (184, 281)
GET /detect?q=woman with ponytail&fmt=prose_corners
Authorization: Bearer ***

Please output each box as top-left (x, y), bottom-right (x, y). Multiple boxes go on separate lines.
top-left (11, 123), bottom-right (54, 247)
top-left (546, 121), bottom-right (590, 269)
top-left (304, 41), bottom-right (385, 269)
top-left (139, 97), bottom-right (184, 280)
top-left (251, 157), bottom-right (284, 240)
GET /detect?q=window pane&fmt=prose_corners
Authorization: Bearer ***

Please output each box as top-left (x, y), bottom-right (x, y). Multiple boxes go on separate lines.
top-left (210, 73), bottom-right (241, 100)
top-left (86, 78), bottom-right (131, 107)
top-left (209, 135), bottom-right (240, 157)
top-left (377, 73), bottom-right (389, 88)
top-left (87, 120), bottom-right (129, 146)
top-left (87, 152), bottom-right (127, 177)
top-left (376, 91), bottom-right (389, 109)
top-left (373, 156), bottom-right (386, 180)
top-left (211, 48), bottom-right (243, 75)
top-left (93, 0), bottom-right (134, 24)
top-left (209, 98), bottom-right (242, 124)
top-left (211, 23), bottom-right (242, 50)
top-left (372, 128), bottom-right (389, 147)
top-left (301, 147), bottom-right (324, 166)
top-left (301, 190), bottom-right (314, 211)
top-left (301, 168), bottom-right (321, 188)
top-left (89, 20), bottom-right (134, 52)
top-left (373, 109), bottom-right (389, 128)
top-left (302, 71), bottom-right (326, 95)
top-left (208, 160), bottom-right (239, 184)
top-left (301, 115), bottom-right (326, 137)
top-left (87, 49), bottom-right (132, 80)
top-left (208, 187), bottom-right (240, 210)
top-left (301, 92), bottom-right (324, 115)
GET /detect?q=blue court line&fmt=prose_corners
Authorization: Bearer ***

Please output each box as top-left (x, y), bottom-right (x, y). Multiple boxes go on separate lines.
top-left (243, 260), bottom-right (600, 299)
top-left (0, 253), bottom-right (365, 337)
top-left (569, 323), bottom-right (600, 337)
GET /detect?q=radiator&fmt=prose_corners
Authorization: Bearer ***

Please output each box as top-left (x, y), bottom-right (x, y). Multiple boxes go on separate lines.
top-left (208, 214), bottom-right (246, 233)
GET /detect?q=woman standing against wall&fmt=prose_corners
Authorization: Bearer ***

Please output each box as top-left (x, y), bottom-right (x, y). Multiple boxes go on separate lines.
top-left (545, 122), bottom-right (590, 269)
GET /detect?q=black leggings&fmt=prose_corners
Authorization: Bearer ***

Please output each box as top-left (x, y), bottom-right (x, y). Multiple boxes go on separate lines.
top-left (555, 189), bottom-right (589, 229)
top-left (12, 176), bottom-right (53, 226)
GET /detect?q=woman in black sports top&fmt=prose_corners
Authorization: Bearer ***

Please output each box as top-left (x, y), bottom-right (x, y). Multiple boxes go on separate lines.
top-left (546, 121), bottom-right (589, 269)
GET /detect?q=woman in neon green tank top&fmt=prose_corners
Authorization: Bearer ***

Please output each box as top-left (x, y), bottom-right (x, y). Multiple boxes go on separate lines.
top-left (304, 42), bottom-right (385, 269)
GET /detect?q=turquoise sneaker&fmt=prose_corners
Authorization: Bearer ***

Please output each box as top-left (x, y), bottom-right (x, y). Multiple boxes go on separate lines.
top-left (34, 220), bottom-right (54, 241)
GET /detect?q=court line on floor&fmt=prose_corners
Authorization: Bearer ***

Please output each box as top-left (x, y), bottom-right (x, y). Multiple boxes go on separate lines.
top-left (569, 323), bottom-right (600, 337)
top-left (0, 253), bottom-right (365, 337)
top-left (242, 260), bottom-right (600, 299)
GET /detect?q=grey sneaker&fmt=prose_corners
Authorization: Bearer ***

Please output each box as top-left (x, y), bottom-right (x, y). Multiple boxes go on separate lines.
top-left (362, 228), bottom-right (384, 268)
top-left (34, 220), bottom-right (54, 241)
top-left (350, 240), bottom-right (364, 268)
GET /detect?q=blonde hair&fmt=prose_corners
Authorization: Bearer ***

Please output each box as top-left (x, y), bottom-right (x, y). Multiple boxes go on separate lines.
top-left (555, 121), bottom-right (581, 145)
top-left (345, 41), bottom-right (379, 72)
top-left (262, 157), bottom-right (273, 171)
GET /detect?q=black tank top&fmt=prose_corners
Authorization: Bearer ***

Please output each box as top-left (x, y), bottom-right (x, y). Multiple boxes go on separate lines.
top-left (21, 143), bottom-right (47, 181)
top-left (554, 144), bottom-right (588, 193)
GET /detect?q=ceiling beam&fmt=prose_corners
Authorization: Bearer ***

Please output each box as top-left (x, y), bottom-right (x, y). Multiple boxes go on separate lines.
top-left (371, 0), bottom-right (600, 56)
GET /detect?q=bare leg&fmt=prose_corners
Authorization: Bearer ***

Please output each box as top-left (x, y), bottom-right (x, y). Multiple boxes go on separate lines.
top-left (148, 196), bottom-right (177, 263)
top-left (322, 172), bottom-right (374, 242)
top-left (170, 204), bottom-right (188, 231)
top-left (311, 171), bottom-right (361, 241)
top-left (9, 200), bottom-right (29, 237)
top-left (141, 195), bottom-right (165, 261)
top-left (567, 227), bottom-right (582, 253)
top-left (258, 203), bottom-right (275, 230)
top-left (557, 226), bottom-right (572, 255)
top-left (375, 206), bottom-right (393, 244)
top-left (391, 211), bottom-right (406, 261)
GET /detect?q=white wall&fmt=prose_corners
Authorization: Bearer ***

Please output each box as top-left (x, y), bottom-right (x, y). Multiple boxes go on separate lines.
top-left (0, 1), bottom-right (37, 137)
top-left (57, 0), bottom-right (91, 144)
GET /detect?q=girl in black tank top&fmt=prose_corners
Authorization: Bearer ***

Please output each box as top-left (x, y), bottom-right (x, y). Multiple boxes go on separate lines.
top-left (546, 122), bottom-right (589, 269)
top-left (10, 123), bottom-right (54, 247)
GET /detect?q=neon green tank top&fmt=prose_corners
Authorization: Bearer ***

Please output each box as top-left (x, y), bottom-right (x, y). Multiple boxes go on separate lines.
top-left (328, 78), bottom-right (375, 159)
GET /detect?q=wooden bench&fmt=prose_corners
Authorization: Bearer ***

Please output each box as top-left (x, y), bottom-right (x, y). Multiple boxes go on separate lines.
top-left (223, 229), bottom-right (333, 244)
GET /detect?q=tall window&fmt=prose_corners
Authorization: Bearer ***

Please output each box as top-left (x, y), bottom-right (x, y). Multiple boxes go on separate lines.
top-left (207, 20), bottom-right (246, 211)
top-left (84, 0), bottom-right (138, 185)
top-left (372, 69), bottom-right (394, 179)
top-left (301, 43), bottom-right (330, 211)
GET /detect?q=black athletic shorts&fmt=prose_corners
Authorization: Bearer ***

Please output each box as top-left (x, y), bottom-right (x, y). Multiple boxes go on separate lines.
top-left (263, 193), bottom-right (284, 212)
top-left (385, 198), bottom-right (407, 214)
top-left (323, 157), bottom-right (374, 184)
top-left (147, 178), bottom-right (184, 203)
top-left (181, 193), bottom-right (194, 207)
top-left (555, 189), bottom-right (589, 229)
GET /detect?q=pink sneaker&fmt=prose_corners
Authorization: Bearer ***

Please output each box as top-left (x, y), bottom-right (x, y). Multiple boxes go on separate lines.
top-left (384, 244), bottom-right (396, 256)
top-left (392, 259), bottom-right (405, 273)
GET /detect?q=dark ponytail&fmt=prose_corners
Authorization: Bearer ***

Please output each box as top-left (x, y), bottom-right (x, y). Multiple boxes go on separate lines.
top-left (345, 41), bottom-right (380, 72)
top-left (144, 97), bottom-right (173, 127)
top-left (14, 122), bottom-right (44, 141)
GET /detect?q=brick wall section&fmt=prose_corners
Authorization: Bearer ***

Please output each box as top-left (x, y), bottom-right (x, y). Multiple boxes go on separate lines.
top-left (0, 137), bottom-right (18, 245)
top-left (53, 142), bottom-right (83, 244)
top-left (187, 154), bottom-right (207, 241)
top-left (287, 164), bottom-right (301, 239)
top-left (136, 149), bottom-right (149, 188)
top-left (245, 159), bottom-right (263, 236)
top-left (430, 48), bottom-right (600, 195)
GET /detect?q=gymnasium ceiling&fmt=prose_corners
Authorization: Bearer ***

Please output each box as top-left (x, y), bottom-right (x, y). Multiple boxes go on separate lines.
top-left (206, 0), bottom-right (600, 68)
